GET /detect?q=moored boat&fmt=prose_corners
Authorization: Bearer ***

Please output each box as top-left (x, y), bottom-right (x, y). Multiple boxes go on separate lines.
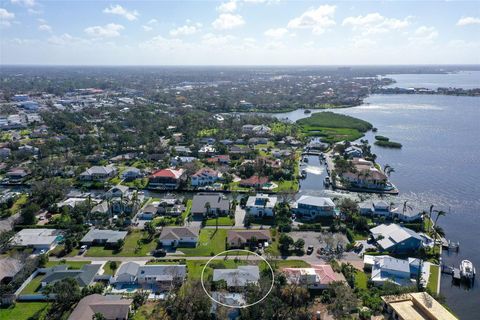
top-left (460, 260), bottom-right (476, 280)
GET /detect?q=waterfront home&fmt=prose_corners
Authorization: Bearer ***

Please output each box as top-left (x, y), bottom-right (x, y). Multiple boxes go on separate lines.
top-left (191, 193), bottom-right (230, 217)
top-left (121, 167), bottom-right (142, 181)
top-left (359, 200), bottom-right (393, 217)
top-left (382, 292), bottom-right (457, 320)
top-left (191, 168), bottom-right (221, 187)
top-left (148, 168), bottom-right (185, 189)
top-left (12, 228), bottom-right (62, 252)
top-left (283, 265), bottom-right (344, 289)
top-left (80, 229), bottom-right (128, 246)
top-left (158, 227), bottom-right (198, 247)
top-left (340, 158), bottom-right (391, 190)
top-left (41, 264), bottom-right (102, 288)
top-left (213, 266), bottom-right (260, 288)
top-left (139, 203), bottom-right (159, 220)
top-left (364, 255), bottom-right (422, 286)
top-left (112, 262), bottom-right (186, 291)
top-left (293, 195), bottom-right (336, 219)
top-left (105, 185), bottom-right (129, 199)
top-left (227, 230), bottom-right (271, 249)
top-left (370, 224), bottom-right (423, 254)
top-left (68, 294), bottom-right (132, 320)
top-left (239, 175), bottom-right (269, 188)
top-left (245, 193), bottom-right (277, 217)
top-left (345, 146), bottom-right (363, 158)
top-left (79, 165), bottom-right (117, 181)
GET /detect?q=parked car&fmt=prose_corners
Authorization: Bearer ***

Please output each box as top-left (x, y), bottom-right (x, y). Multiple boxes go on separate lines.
top-left (79, 245), bottom-right (88, 254)
top-left (307, 245), bottom-right (314, 255)
top-left (153, 249), bottom-right (167, 257)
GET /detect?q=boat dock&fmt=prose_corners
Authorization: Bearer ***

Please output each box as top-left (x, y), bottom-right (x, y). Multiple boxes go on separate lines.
top-left (441, 238), bottom-right (460, 252)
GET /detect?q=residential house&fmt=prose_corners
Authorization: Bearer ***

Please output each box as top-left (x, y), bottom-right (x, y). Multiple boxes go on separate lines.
top-left (170, 156), bottom-right (197, 166)
top-left (68, 294), bottom-right (132, 320)
top-left (359, 200), bottom-right (392, 217)
top-left (79, 165), bottom-right (117, 181)
top-left (245, 194), bottom-right (277, 217)
top-left (364, 255), bottom-right (423, 287)
top-left (213, 266), bottom-right (260, 288)
top-left (198, 145), bottom-right (217, 156)
top-left (139, 203), bottom-right (159, 220)
top-left (370, 224), bottom-right (423, 254)
top-left (41, 264), bottom-right (102, 288)
top-left (239, 176), bottom-right (269, 189)
top-left (112, 262), bottom-right (186, 291)
top-left (80, 229), bottom-right (128, 246)
top-left (105, 185), bottom-right (129, 199)
top-left (283, 265), bottom-right (345, 289)
top-left (121, 167), bottom-right (142, 181)
top-left (191, 168), bottom-right (221, 187)
top-left (148, 168), bottom-right (185, 190)
top-left (248, 137), bottom-right (269, 145)
top-left (341, 158), bottom-right (391, 190)
top-left (229, 145), bottom-right (250, 155)
top-left (12, 228), bottom-right (62, 252)
top-left (157, 196), bottom-right (185, 217)
top-left (206, 155), bottom-right (231, 165)
top-left (345, 146), bottom-right (363, 158)
top-left (173, 146), bottom-right (192, 155)
top-left (227, 230), bottom-right (271, 249)
top-left (158, 227), bottom-right (199, 247)
top-left (191, 193), bottom-right (230, 217)
top-left (382, 292), bottom-right (457, 320)
top-left (293, 196), bottom-right (336, 219)
top-left (5, 168), bottom-right (29, 182)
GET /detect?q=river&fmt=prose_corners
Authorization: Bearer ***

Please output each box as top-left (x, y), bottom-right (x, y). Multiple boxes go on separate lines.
top-left (273, 73), bottom-right (480, 319)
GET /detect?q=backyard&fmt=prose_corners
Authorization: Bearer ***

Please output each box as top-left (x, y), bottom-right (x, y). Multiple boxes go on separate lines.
top-left (427, 264), bottom-right (440, 294)
top-left (0, 302), bottom-right (49, 320)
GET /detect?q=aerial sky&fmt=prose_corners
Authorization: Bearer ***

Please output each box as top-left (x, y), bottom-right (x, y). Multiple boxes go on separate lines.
top-left (1, 0), bottom-right (479, 65)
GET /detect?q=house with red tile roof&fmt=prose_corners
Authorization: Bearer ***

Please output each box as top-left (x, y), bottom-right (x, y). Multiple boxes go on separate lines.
top-left (148, 168), bottom-right (185, 190)
top-left (239, 175), bottom-right (269, 188)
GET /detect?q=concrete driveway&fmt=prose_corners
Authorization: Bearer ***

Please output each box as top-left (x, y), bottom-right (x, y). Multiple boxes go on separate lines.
top-left (234, 207), bottom-right (246, 227)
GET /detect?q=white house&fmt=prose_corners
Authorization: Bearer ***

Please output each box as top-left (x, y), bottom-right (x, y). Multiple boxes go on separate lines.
top-left (191, 168), bottom-right (220, 187)
top-left (293, 195), bottom-right (336, 219)
top-left (245, 194), bottom-right (277, 217)
top-left (158, 227), bottom-right (199, 247)
top-left (12, 229), bottom-right (62, 252)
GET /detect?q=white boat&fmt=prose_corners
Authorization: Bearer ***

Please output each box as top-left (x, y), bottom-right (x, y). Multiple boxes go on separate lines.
top-left (460, 260), bottom-right (476, 279)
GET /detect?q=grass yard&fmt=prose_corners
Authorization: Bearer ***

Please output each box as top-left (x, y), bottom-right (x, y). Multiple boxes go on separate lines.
top-left (182, 199), bottom-right (192, 221)
top-left (0, 302), bottom-right (49, 320)
top-left (6, 194), bottom-right (28, 216)
top-left (86, 230), bottom-right (158, 257)
top-left (103, 261), bottom-right (119, 275)
top-left (262, 259), bottom-right (311, 271)
top-left (427, 264), bottom-right (440, 294)
top-left (272, 179), bottom-right (299, 192)
top-left (180, 229), bottom-right (227, 256)
top-left (354, 270), bottom-right (369, 289)
top-left (45, 260), bottom-right (91, 269)
top-left (132, 302), bottom-right (157, 320)
top-left (205, 216), bottom-right (235, 226)
top-left (20, 274), bottom-right (44, 294)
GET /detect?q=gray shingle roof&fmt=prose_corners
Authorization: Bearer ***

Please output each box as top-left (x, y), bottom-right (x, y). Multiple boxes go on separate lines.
top-left (191, 193), bottom-right (230, 214)
top-left (158, 227), bottom-right (198, 241)
top-left (213, 266), bottom-right (260, 287)
top-left (81, 229), bottom-right (127, 244)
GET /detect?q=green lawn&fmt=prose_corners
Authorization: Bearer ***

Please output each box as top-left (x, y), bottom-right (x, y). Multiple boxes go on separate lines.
top-left (103, 261), bottom-right (119, 275)
top-left (132, 302), bottom-right (157, 320)
top-left (21, 274), bottom-right (44, 294)
top-left (182, 199), bottom-right (192, 221)
top-left (205, 216), bottom-right (235, 226)
top-left (0, 302), bottom-right (49, 320)
top-left (354, 270), bottom-right (369, 289)
top-left (86, 231), bottom-right (158, 257)
top-left (427, 264), bottom-right (440, 294)
top-left (186, 258), bottom-right (247, 280)
top-left (45, 260), bottom-right (91, 269)
top-left (262, 259), bottom-right (311, 271)
top-left (272, 179), bottom-right (299, 192)
top-left (180, 229), bottom-right (227, 256)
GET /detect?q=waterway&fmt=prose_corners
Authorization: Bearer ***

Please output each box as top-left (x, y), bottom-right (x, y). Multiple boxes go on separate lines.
top-left (273, 73), bottom-right (480, 319)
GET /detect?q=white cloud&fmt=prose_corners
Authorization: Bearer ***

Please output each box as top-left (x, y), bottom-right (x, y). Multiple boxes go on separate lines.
top-left (202, 33), bottom-right (235, 46)
top-left (342, 13), bottom-right (410, 35)
top-left (217, 1), bottom-right (237, 13)
top-left (10, 0), bottom-right (36, 7)
top-left (457, 16), bottom-right (480, 26)
top-left (142, 25), bottom-right (153, 32)
top-left (38, 24), bottom-right (52, 32)
top-left (212, 13), bottom-right (245, 30)
top-left (147, 19), bottom-right (158, 25)
top-left (409, 26), bottom-right (438, 44)
top-left (0, 8), bottom-right (15, 27)
top-left (84, 23), bottom-right (124, 38)
top-left (103, 4), bottom-right (139, 21)
top-left (170, 22), bottom-right (202, 37)
top-left (287, 5), bottom-right (336, 35)
top-left (48, 33), bottom-right (90, 46)
top-left (264, 27), bottom-right (289, 38)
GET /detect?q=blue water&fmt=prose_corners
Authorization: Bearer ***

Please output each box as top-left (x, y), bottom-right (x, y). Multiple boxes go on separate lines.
top-left (273, 72), bottom-right (480, 318)
top-left (383, 70), bottom-right (480, 89)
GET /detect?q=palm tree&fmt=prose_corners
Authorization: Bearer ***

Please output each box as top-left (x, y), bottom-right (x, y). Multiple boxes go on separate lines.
top-left (427, 205), bottom-right (435, 232)
top-left (401, 201), bottom-right (412, 220)
top-left (383, 164), bottom-right (395, 177)
top-left (433, 225), bottom-right (445, 247)
top-left (433, 210), bottom-right (446, 226)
